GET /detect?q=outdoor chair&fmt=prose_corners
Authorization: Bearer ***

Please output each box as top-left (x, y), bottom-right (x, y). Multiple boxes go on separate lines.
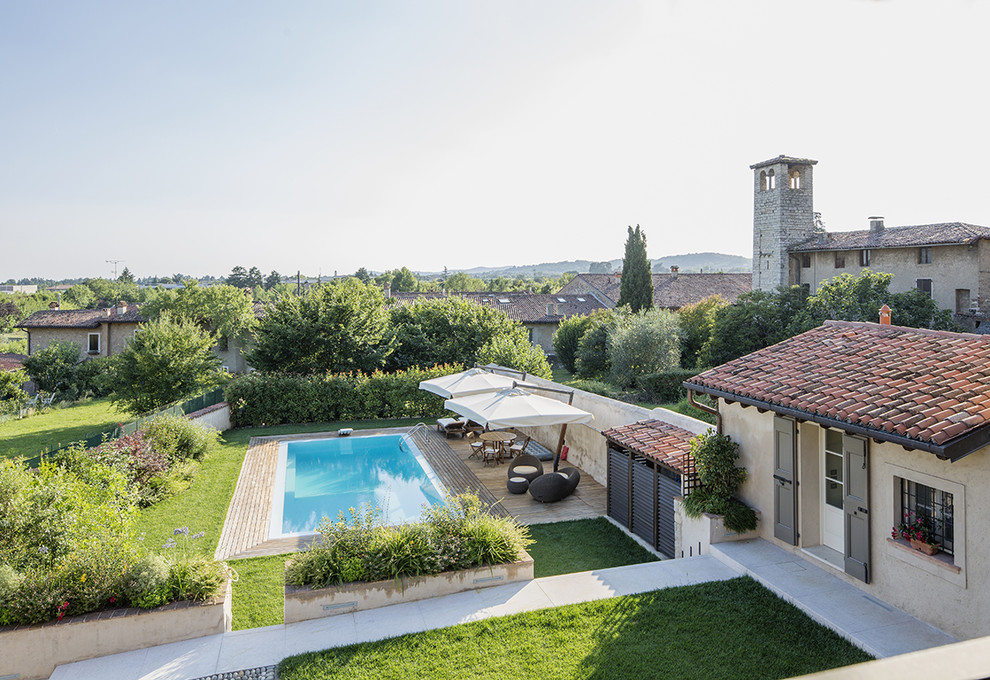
top-left (507, 453), bottom-right (543, 483)
top-left (528, 467), bottom-right (581, 503)
top-left (508, 435), bottom-right (531, 457)
top-left (481, 440), bottom-right (502, 465)
top-left (436, 417), bottom-right (467, 439)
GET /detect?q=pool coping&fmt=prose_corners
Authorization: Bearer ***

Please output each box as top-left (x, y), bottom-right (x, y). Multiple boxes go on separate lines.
top-left (214, 427), bottom-right (508, 561)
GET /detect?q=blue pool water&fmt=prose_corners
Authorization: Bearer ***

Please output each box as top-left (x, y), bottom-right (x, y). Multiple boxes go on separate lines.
top-left (269, 434), bottom-right (448, 537)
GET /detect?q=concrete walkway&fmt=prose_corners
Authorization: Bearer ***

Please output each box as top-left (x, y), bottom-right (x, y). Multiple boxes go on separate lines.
top-left (51, 557), bottom-right (736, 680)
top-left (710, 539), bottom-right (957, 658)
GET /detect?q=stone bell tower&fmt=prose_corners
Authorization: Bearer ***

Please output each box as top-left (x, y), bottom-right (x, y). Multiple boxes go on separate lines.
top-left (751, 155), bottom-right (817, 292)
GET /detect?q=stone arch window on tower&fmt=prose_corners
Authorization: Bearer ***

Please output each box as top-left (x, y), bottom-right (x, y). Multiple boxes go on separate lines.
top-left (789, 168), bottom-right (801, 189)
top-left (760, 170), bottom-right (768, 191)
top-left (767, 169), bottom-right (776, 189)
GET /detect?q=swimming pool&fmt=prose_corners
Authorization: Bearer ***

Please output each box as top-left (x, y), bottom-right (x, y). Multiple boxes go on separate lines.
top-left (268, 434), bottom-right (449, 538)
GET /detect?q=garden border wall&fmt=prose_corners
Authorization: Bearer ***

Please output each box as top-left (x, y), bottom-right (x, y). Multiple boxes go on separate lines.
top-left (284, 551), bottom-right (534, 624)
top-left (0, 580), bottom-right (231, 680)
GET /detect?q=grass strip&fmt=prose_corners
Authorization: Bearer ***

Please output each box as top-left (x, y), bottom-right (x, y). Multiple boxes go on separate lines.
top-left (0, 398), bottom-right (123, 460)
top-left (230, 553), bottom-right (292, 630)
top-left (278, 577), bottom-right (871, 680)
top-left (527, 517), bottom-right (659, 578)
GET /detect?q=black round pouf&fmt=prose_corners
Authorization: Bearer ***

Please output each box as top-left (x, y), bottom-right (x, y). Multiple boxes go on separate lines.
top-left (507, 476), bottom-right (530, 494)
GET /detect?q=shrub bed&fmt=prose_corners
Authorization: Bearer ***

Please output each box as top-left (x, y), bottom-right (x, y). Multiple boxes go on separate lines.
top-left (0, 452), bottom-right (232, 626)
top-left (225, 364), bottom-right (463, 427)
top-left (285, 494), bottom-right (531, 588)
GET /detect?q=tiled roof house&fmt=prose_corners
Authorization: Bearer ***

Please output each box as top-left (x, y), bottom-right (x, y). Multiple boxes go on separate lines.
top-left (557, 271), bottom-right (752, 310)
top-left (684, 319), bottom-right (990, 639)
top-left (17, 301), bottom-right (145, 359)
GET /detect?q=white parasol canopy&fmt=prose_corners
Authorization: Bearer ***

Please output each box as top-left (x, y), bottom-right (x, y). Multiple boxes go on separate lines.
top-left (443, 387), bottom-right (594, 429)
top-left (418, 367), bottom-right (519, 399)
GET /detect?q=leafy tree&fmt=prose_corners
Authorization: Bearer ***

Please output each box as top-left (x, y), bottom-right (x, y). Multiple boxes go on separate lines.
top-left (142, 282), bottom-right (257, 340)
top-left (390, 267), bottom-right (418, 293)
top-left (617, 224), bottom-right (653, 312)
top-left (0, 301), bottom-right (19, 333)
top-left (678, 295), bottom-right (730, 369)
top-left (247, 266), bottom-right (264, 289)
top-left (264, 270), bottom-right (281, 290)
top-left (386, 297), bottom-right (523, 371)
top-left (83, 278), bottom-right (141, 306)
top-left (477, 332), bottom-right (552, 379)
top-left (109, 313), bottom-right (222, 414)
top-left (553, 313), bottom-right (597, 374)
top-left (443, 272), bottom-right (484, 292)
top-left (248, 279), bottom-right (394, 374)
top-left (588, 261), bottom-right (612, 274)
top-left (0, 369), bottom-right (29, 406)
top-left (699, 286), bottom-right (809, 367)
top-left (118, 267), bottom-right (135, 284)
top-left (353, 267), bottom-right (371, 283)
top-left (575, 310), bottom-right (622, 379)
top-left (63, 284), bottom-right (94, 309)
top-left (226, 266), bottom-right (250, 288)
top-left (608, 308), bottom-right (680, 387)
top-left (22, 342), bottom-right (81, 394)
top-left (887, 289), bottom-right (956, 330)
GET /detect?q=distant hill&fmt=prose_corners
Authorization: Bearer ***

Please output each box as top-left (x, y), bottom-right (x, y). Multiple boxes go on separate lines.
top-left (422, 252), bottom-right (751, 278)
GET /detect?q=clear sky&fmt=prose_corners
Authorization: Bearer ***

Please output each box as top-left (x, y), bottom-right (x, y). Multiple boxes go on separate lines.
top-left (4, 1), bottom-right (990, 280)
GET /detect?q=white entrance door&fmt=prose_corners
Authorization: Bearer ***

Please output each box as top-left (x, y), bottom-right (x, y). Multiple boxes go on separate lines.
top-left (821, 429), bottom-right (845, 552)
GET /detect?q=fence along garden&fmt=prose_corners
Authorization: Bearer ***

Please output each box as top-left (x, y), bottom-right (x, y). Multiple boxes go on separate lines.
top-left (21, 387), bottom-right (225, 468)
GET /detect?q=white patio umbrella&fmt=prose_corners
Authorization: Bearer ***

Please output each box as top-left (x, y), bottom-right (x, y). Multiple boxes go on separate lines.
top-left (444, 387), bottom-right (593, 470)
top-left (418, 367), bottom-right (519, 399)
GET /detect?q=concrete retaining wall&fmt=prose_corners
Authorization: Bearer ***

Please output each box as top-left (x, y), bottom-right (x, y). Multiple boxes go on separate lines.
top-left (285, 551), bottom-right (534, 624)
top-left (187, 402), bottom-right (231, 432)
top-left (0, 580), bottom-right (231, 680)
top-left (673, 497), bottom-right (761, 559)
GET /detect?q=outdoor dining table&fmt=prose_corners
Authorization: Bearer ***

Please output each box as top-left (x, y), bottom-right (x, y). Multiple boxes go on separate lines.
top-left (479, 431), bottom-right (516, 463)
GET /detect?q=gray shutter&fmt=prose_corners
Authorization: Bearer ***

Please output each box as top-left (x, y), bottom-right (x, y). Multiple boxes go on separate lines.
top-left (773, 416), bottom-right (798, 545)
top-left (843, 435), bottom-right (870, 583)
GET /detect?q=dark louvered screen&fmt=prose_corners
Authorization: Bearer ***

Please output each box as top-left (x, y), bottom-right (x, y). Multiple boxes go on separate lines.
top-left (631, 458), bottom-right (656, 546)
top-left (655, 472), bottom-right (680, 557)
top-left (607, 448), bottom-right (630, 527)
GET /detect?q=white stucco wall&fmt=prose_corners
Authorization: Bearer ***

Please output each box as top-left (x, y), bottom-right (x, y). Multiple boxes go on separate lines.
top-left (720, 399), bottom-right (990, 640)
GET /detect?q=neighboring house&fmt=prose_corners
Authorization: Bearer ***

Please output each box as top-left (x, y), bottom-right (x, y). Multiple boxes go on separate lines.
top-left (214, 300), bottom-right (267, 373)
top-left (17, 301), bottom-right (144, 359)
top-left (751, 155), bottom-right (990, 324)
top-left (684, 318), bottom-right (990, 639)
top-left (388, 290), bottom-right (607, 357)
top-left (557, 270), bottom-right (752, 310)
top-left (0, 352), bottom-right (33, 395)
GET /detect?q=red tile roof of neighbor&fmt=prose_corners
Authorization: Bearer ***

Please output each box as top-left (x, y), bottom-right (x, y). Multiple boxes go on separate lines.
top-left (0, 353), bottom-right (26, 372)
top-left (16, 307), bottom-right (144, 329)
top-left (601, 419), bottom-right (697, 474)
top-left (558, 273), bottom-right (752, 309)
top-left (791, 222), bottom-right (990, 252)
top-left (686, 320), bottom-right (990, 461)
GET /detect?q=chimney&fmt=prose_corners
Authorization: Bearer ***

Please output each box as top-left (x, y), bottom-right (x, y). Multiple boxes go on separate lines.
top-left (115, 301), bottom-right (127, 315)
top-left (879, 304), bottom-right (891, 325)
top-left (670, 265), bottom-right (679, 275)
top-left (383, 282), bottom-right (391, 299)
top-left (49, 301), bottom-right (59, 310)
top-left (869, 216), bottom-right (885, 235)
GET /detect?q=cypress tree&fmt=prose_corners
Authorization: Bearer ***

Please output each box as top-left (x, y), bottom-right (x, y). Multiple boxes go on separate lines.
top-left (617, 224), bottom-right (654, 312)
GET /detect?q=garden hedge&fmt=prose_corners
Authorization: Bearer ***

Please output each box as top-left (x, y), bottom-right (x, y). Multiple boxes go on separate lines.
top-left (224, 364), bottom-right (464, 427)
top-left (637, 368), bottom-right (700, 404)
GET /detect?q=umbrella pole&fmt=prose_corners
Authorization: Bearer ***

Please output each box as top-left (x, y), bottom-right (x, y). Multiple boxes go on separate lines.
top-left (553, 424), bottom-right (568, 472)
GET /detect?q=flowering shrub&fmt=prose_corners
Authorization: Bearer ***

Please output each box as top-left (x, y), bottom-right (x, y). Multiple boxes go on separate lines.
top-left (285, 494), bottom-right (531, 589)
top-left (0, 458), bottom-right (232, 625)
top-left (892, 513), bottom-right (938, 545)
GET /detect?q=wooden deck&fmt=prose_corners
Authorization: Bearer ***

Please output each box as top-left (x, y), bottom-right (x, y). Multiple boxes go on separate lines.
top-left (214, 426), bottom-right (606, 561)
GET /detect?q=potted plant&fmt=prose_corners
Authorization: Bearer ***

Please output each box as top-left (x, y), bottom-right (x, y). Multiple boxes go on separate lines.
top-left (892, 514), bottom-right (939, 556)
top-left (681, 431), bottom-right (758, 534)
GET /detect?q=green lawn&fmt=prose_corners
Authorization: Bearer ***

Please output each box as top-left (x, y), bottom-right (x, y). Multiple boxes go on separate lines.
top-left (278, 577), bottom-right (872, 680)
top-left (527, 517), bottom-right (658, 578)
top-left (0, 398), bottom-right (124, 460)
top-left (230, 553), bottom-right (291, 630)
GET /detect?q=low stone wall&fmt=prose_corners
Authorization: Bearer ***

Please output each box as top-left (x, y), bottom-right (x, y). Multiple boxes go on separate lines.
top-left (513, 375), bottom-right (712, 485)
top-left (187, 401), bottom-right (231, 432)
top-left (0, 581), bottom-right (231, 680)
top-left (673, 497), bottom-right (761, 559)
top-left (285, 551), bottom-right (534, 624)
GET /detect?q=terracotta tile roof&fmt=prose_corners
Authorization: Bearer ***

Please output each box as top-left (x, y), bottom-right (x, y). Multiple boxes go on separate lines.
top-left (601, 419), bottom-right (697, 474)
top-left (791, 222), bottom-right (990, 252)
top-left (389, 292), bottom-right (607, 323)
top-left (558, 273), bottom-right (751, 309)
top-left (686, 320), bottom-right (990, 459)
top-left (17, 307), bottom-right (145, 329)
top-left (749, 155), bottom-right (818, 169)
top-left (0, 353), bottom-right (26, 372)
